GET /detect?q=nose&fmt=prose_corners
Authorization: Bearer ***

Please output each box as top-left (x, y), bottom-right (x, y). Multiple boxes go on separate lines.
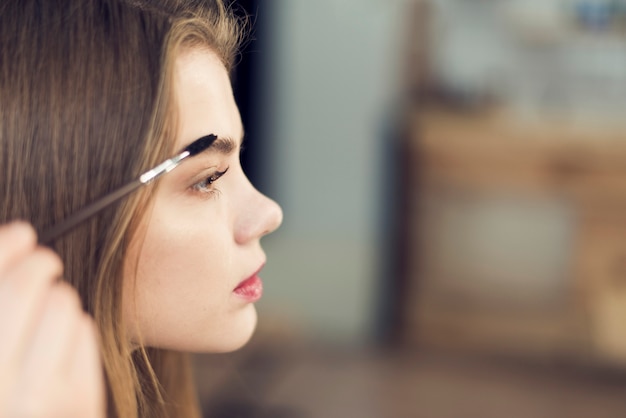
top-left (234, 186), bottom-right (283, 245)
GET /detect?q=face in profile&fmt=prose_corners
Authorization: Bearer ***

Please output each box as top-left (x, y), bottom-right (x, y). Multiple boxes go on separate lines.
top-left (123, 48), bottom-right (283, 353)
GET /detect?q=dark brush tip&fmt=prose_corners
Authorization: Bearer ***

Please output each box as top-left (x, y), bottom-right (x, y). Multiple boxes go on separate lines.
top-left (184, 134), bottom-right (217, 156)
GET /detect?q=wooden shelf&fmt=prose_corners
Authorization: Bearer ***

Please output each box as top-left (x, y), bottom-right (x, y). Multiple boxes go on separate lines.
top-left (403, 107), bottom-right (626, 365)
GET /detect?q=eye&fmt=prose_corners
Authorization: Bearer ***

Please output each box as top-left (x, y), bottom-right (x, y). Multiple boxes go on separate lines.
top-left (191, 166), bottom-right (229, 195)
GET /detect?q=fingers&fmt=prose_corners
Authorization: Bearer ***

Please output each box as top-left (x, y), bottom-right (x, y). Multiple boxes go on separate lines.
top-left (0, 222), bottom-right (37, 272)
top-left (69, 316), bottom-right (105, 418)
top-left (0, 222), bottom-right (105, 418)
top-left (0, 246), bottom-right (64, 371)
top-left (20, 282), bottom-right (82, 386)
top-left (17, 285), bottom-right (104, 418)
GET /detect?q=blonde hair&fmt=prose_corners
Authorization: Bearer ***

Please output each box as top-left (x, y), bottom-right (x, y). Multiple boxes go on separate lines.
top-left (0, 1), bottom-right (245, 416)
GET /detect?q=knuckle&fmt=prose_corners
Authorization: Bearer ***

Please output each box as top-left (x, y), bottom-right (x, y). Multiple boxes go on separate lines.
top-left (0, 222), bottom-right (36, 269)
top-left (80, 312), bottom-right (96, 329)
top-left (33, 247), bottom-right (64, 276)
top-left (41, 286), bottom-right (82, 327)
top-left (77, 314), bottom-right (98, 345)
top-left (0, 249), bottom-right (64, 300)
top-left (0, 221), bottom-right (36, 244)
top-left (49, 283), bottom-right (82, 312)
top-left (16, 221), bottom-right (37, 242)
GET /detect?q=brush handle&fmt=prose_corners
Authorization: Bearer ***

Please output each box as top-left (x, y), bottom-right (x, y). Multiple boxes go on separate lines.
top-left (39, 179), bottom-right (143, 245)
top-left (37, 135), bottom-right (217, 245)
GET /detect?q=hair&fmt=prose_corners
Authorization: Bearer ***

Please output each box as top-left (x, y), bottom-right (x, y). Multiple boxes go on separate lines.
top-left (0, 1), bottom-right (245, 416)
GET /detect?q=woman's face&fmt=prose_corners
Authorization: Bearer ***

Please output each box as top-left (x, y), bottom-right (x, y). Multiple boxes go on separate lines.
top-left (122, 48), bottom-right (283, 352)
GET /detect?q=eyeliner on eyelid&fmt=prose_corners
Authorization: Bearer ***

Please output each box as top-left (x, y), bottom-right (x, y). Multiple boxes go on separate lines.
top-left (190, 166), bottom-right (229, 194)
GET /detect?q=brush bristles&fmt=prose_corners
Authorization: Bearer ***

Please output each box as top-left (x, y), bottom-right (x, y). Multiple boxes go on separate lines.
top-left (184, 134), bottom-right (217, 156)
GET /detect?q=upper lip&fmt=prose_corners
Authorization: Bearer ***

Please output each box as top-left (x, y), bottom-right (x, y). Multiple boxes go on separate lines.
top-left (235, 261), bottom-right (266, 288)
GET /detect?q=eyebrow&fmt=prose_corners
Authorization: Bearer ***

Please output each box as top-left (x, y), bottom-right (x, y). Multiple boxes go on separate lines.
top-left (185, 133), bottom-right (243, 157)
top-left (209, 136), bottom-right (237, 155)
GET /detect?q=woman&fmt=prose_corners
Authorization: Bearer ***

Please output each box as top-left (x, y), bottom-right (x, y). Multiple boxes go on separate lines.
top-left (0, 0), bottom-right (282, 417)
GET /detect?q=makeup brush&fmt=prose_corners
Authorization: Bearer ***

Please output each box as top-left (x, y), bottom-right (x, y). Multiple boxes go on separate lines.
top-left (39, 134), bottom-right (217, 245)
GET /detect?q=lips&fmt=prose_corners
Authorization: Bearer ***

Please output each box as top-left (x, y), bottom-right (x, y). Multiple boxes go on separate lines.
top-left (233, 265), bottom-right (264, 302)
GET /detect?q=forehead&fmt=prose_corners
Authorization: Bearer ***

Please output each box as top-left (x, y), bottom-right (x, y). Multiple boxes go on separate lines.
top-left (173, 48), bottom-right (243, 149)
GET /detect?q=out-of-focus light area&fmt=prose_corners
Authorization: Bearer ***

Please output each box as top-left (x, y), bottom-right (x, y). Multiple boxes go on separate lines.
top-left (194, 0), bottom-right (626, 416)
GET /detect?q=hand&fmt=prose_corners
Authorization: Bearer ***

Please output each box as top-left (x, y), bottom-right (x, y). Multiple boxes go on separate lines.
top-left (0, 222), bottom-right (104, 418)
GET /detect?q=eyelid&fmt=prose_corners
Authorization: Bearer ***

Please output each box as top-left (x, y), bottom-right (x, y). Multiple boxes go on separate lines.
top-left (190, 166), bottom-right (229, 194)
top-left (207, 167), bottom-right (229, 184)
top-left (187, 165), bottom-right (219, 185)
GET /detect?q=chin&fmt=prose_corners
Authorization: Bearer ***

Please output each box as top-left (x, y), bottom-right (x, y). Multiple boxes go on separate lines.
top-left (209, 304), bottom-right (259, 353)
top-left (177, 303), bottom-right (259, 354)
top-left (132, 305), bottom-right (259, 353)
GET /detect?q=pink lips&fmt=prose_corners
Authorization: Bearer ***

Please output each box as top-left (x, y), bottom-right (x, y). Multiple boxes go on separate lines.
top-left (233, 270), bottom-right (264, 302)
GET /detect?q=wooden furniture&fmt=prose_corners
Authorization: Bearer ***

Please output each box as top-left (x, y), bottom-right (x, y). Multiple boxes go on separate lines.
top-left (403, 107), bottom-right (626, 364)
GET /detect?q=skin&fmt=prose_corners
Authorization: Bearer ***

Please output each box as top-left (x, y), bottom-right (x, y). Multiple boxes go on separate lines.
top-left (0, 47), bottom-right (279, 416)
top-left (123, 48), bottom-right (283, 352)
top-left (0, 222), bottom-right (104, 418)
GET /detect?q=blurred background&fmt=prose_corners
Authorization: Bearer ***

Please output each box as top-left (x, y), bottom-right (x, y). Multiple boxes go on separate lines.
top-left (194, 0), bottom-right (626, 416)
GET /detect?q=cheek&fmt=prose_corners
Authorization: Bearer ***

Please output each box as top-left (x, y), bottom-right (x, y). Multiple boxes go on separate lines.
top-left (142, 193), bottom-right (234, 276)
top-left (144, 212), bottom-right (236, 295)
top-left (123, 205), bottom-right (236, 346)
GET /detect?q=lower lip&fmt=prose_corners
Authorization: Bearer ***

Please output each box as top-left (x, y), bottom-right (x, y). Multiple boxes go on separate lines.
top-left (233, 275), bottom-right (263, 302)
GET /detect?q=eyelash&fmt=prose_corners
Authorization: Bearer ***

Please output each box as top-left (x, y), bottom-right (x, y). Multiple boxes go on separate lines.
top-left (191, 166), bottom-right (229, 197)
